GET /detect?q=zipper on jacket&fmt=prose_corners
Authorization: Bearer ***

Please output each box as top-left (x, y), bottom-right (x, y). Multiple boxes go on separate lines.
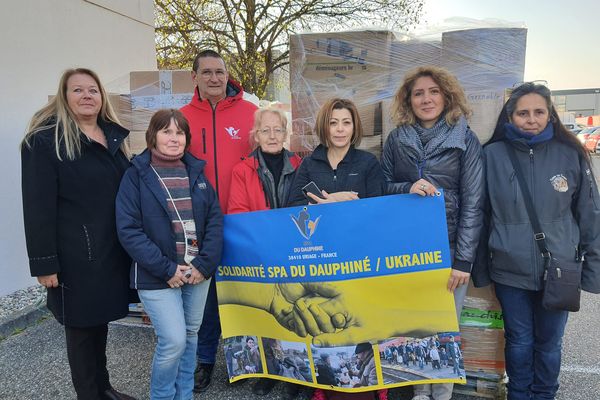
top-left (211, 106), bottom-right (220, 198)
top-left (510, 171), bottom-right (517, 204)
top-left (202, 128), bottom-right (207, 154)
top-left (529, 147), bottom-right (540, 290)
top-left (417, 160), bottom-right (425, 178)
top-left (134, 262), bottom-right (138, 290)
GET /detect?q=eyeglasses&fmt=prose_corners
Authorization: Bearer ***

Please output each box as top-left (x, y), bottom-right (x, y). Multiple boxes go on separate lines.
top-left (258, 127), bottom-right (285, 136)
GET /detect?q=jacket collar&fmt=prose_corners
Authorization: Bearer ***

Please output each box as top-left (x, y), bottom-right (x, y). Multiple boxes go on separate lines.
top-left (311, 144), bottom-right (356, 166)
top-left (132, 148), bottom-right (206, 174)
top-left (244, 148), bottom-right (298, 176)
top-left (131, 149), bottom-right (206, 215)
top-left (98, 119), bottom-right (129, 155)
top-left (190, 79), bottom-right (245, 111)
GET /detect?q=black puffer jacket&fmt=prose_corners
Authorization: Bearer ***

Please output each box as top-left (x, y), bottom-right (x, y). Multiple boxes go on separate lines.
top-left (472, 138), bottom-right (600, 293)
top-left (381, 125), bottom-right (483, 272)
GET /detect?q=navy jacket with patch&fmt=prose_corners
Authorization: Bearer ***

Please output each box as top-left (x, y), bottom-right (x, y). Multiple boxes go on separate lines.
top-left (116, 149), bottom-right (223, 290)
top-left (473, 138), bottom-right (600, 293)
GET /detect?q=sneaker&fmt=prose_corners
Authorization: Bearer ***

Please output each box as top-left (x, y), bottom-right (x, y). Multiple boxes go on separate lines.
top-left (311, 388), bottom-right (328, 400)
top-left (193, 363), bottom-right (214, 393)
top-left (377, 389), bottom-right (388, 400)
top-left (411, 396), bottom-right (431, 400)
top-left (252, 378), bottom-right (277, 395)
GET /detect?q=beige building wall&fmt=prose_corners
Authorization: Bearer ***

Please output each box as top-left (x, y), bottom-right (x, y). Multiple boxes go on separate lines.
top-left (0, 0), bottom-right (157, 295)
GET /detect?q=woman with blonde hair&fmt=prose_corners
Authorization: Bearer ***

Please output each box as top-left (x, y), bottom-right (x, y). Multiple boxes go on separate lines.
top-left (227, 105), bottom-right (302, 399)
top-left (381, 66), bottom-right (483, 400)
top-left (21, 68), bottom-right (135, 400)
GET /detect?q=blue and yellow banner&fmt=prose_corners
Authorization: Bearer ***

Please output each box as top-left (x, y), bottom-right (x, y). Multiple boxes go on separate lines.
top-left (217, 194), bottom-right (466, 392)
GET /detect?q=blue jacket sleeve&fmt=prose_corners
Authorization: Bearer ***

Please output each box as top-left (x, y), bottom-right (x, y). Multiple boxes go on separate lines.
top-left (190, 183), bottom-right (223, 278)
top-left (116, 168), bottom-right (178, 282)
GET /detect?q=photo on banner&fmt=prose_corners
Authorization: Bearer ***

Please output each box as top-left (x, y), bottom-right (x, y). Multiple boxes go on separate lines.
top-left (216, 194), bottom-right (465, 392)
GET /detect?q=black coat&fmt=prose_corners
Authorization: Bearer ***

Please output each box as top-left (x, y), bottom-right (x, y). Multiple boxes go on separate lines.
top-left (286, 145), bottom-right (385, 206)
top-left (381, 126), bottom-right (483, 272)
top-left (21, 121), bottom-right (133, 327)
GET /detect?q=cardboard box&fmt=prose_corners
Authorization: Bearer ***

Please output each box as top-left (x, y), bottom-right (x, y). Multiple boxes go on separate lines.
top-left (291, 31), bottom-right (395, 91)
top-left (127, 130), bottom-right (147, 156)
top-left (463, 281), bottom-right (502, 311)
top-left (290, 31), bottom-right (394, 142)
top-left (460, 326), bottom-right (505, 375)
top-left (129, 70), bottom-right (194, 130)
top-left (291, 87), bottom-right (383, 138)
top-left (289, 133), bottom-right (320, 156)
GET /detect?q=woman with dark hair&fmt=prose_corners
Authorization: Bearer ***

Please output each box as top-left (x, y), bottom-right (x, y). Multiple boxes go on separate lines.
top-left (381, 65), bottom-right (483, 400)
top-left (473, 82), bottom-right (600, 400)
top-left (21, 68), bottom-right (135, 400)
top-left (116, 109), bottom-right (223, 400)
top-left (287, 99), bottom-right (385, 400)
top-left (287, 98), bottom-right (384, 206)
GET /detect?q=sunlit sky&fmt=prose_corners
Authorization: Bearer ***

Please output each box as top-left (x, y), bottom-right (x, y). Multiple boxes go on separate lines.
top-left (421, 0), bottom-right (599, 90)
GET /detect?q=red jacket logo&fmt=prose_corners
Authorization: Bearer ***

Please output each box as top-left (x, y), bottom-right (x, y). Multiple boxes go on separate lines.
top-left (225, 126), bottom-right (241, 140)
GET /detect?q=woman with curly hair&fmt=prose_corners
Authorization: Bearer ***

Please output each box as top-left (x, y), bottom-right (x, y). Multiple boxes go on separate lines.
top-left (381, 65), bottom-right (484, 400)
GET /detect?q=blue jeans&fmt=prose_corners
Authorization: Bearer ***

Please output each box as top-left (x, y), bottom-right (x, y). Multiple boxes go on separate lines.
top-left (195, 276), bottom-right (221, 364)
top-left (139, 279), bottom-right (211, 400)
top-left (494, 282), bottom-right (569, 400)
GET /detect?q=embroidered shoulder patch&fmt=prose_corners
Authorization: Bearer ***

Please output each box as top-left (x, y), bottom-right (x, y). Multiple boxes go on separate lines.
top-left (550, 174), bottom-right (568, 192)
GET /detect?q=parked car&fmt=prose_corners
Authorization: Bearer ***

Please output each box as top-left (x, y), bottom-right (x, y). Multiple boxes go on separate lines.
top-left (577, 126), bottom-right (600, 144)
top-left (583, 128), bottom-right (600, 153)
top-left (564, 123), bottom-right (586, 134)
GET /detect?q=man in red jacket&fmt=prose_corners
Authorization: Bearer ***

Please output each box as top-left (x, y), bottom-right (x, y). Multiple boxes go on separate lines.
top-left (181, 49), bottom-right (257, 393)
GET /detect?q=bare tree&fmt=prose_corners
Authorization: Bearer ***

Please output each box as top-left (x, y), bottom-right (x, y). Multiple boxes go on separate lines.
top-left (155, 0), bottom-right (424, 98)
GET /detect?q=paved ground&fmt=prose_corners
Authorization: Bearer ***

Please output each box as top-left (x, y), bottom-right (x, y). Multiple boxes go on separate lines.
top-left (0, 289), bottom-right (598, 400)
top-left (1, 157), bottom-right (599, 400)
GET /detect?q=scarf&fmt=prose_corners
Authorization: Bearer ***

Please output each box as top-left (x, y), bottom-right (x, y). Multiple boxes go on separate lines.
top-left (395, 115), bottom-right (468, 162)
top-left (504, 122), bottom-right (554, 145)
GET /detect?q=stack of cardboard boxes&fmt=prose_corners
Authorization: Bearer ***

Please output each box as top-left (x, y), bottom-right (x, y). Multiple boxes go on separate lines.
top-left (456, 282), bottom-right (507, 399)
top-left (106, 70), bottom-right (194, 155)
top-left (290, 28), bottom-right (524, 398)
top-left (290, 27), bottom-right (527, 155)
top-left (289, 31), bottom-right (393, 156)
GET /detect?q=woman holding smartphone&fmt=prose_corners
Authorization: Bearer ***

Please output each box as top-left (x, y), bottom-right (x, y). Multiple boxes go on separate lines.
top-left (286, 98), bottom-right (385, 400)
top-left (287, 98), bottom-right (384, 206)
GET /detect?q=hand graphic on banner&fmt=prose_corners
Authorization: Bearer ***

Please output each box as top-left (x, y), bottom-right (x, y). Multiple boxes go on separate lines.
top-left (279, 282), bottom-right (441, 347)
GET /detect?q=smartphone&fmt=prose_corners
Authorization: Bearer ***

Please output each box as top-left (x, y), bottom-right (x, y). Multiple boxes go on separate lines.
top-left (302, 181), bottom-right (325, 203)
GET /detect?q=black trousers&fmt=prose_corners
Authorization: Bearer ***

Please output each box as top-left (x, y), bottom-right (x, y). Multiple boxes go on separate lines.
top-left (64, 324), bottom-right (111, 400)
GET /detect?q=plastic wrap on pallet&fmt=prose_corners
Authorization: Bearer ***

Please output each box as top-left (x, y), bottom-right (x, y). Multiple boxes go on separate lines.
top-left (290, 24), bottom-right (527, 159)
top-left (102, 70), bottom-right (262, 155)
top-left (458, 282), bottom-right (506, 378)
top-left (454, 369), bottom-right (506, 399)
